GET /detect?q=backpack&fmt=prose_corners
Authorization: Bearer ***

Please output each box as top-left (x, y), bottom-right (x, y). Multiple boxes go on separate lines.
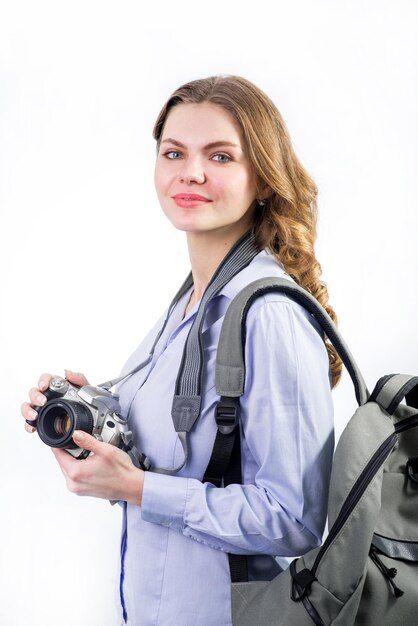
top-left (203, 276), bottom-right (418, 626)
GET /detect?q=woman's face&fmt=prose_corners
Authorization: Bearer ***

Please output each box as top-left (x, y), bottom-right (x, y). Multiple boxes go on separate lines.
top-left (154, 103), bottom-right (259, 238)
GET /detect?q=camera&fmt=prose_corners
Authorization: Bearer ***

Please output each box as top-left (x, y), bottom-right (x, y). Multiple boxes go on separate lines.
top-left (27, 376), bottom-right (138, 461)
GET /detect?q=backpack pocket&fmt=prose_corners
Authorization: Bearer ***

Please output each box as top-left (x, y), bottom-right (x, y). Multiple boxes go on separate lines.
top-left (231, 569), bottom-right (344, 626)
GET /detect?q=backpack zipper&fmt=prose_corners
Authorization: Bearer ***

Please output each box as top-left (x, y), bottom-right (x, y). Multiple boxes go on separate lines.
top-left (310, 432), bottom-right (398, 577)
top-left (311, 411), bottom-right (418, 577)
top-left (369, 544), bottom-right (404, 597)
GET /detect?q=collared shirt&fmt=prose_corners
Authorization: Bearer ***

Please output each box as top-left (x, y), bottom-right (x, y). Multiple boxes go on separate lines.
top-left (117, 250), bottom-right (334, 626)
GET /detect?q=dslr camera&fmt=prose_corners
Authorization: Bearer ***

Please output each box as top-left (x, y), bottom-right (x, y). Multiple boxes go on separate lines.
top-left (27, 376), bottom-right (139, 461)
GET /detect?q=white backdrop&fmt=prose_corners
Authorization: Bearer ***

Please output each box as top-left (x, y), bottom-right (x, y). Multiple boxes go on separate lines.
top-left (1, 1), bottom-right (417, 624)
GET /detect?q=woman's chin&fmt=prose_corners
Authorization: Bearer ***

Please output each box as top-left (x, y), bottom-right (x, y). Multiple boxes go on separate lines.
top-left (168, 219), bottom-right (212, 234)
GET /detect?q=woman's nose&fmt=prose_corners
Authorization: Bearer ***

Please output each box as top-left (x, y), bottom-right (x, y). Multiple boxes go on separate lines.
top-left (177, 157), bottom-right (206, 184)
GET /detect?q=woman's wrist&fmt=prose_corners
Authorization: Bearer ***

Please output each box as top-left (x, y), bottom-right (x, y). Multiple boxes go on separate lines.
top-left (125, 467), bottom-right (144, 506)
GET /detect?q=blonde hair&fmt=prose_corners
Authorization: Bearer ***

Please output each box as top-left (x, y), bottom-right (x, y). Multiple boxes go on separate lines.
top-left (153, 75), bottom-right (342, 387)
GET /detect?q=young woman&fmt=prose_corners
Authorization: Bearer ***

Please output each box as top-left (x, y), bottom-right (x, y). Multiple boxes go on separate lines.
top-left (22, 75), bottom-right (341, 626)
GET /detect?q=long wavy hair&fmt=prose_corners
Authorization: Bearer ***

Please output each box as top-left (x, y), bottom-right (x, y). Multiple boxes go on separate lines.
top-left (153, 75), bottom-right (342, 387)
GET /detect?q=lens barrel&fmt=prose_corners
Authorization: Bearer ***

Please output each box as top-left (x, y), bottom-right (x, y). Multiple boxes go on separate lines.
top-left (36, 399), bottom-right (94, 448)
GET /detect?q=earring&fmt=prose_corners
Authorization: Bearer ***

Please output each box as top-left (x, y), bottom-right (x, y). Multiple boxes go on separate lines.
top-left (257, 199), bottom-right (266, 207)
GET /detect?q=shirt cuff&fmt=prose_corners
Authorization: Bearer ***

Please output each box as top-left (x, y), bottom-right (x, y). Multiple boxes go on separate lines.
top-left (141, 471), bottom-right (189, 531)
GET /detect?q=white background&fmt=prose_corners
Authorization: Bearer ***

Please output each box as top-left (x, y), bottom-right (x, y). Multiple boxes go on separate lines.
top-left (1, 1), bottom-right (417, 624)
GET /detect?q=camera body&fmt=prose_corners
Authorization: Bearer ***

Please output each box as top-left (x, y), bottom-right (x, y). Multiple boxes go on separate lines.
top-left (32, 376), bottom-right (131, 459)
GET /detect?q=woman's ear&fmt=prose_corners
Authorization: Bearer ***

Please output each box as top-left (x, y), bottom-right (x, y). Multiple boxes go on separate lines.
top-left (258, 183), bottom-right (273, 201)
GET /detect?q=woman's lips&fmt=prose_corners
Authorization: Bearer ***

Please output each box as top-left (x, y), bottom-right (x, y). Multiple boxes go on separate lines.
top-left (172, 194), bottom-right (211, 208)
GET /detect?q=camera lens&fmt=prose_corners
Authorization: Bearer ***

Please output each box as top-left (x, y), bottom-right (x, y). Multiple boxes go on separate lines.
top-left (36, 399), bottom-right (94, 448)
top-left (53, 413), bottom-right (72, 436)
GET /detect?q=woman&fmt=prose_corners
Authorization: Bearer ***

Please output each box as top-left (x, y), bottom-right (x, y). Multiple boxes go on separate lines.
top-left (22, 75), bottom-right (341, 625)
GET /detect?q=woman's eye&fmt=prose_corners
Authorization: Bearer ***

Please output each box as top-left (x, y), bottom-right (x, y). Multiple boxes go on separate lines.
top-left (212, 153), bottom-right (232, 163)
top-left (164, 151), bottom-right (182, 160)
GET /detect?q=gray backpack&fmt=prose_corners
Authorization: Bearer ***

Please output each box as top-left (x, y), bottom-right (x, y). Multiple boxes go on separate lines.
top-left (207, 277), bottom-right (418, 626)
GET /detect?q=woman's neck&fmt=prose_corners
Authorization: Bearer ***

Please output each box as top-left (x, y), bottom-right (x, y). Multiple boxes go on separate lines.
top-left (185, 227), bottom-right (250, 301)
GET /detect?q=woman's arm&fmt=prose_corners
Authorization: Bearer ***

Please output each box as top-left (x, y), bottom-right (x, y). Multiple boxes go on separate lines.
top-left (140, 297), bottom-right (334, 557)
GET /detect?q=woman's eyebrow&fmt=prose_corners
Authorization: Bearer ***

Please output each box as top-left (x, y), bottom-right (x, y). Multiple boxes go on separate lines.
top-left (161, 138), bottom-right (241, 150)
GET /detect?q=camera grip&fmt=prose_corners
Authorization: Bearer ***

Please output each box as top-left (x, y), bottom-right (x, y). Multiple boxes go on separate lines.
top-left (25, 386), bottom-right (62, 428)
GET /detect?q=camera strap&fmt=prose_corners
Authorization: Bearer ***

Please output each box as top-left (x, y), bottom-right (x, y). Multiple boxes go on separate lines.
top-left (153, 230), bottom-right (259, 475)
top-left (119, 430), bottom-right (151, 471)
top-left (98, 275), bottom-right (195, 475)
top-left (99, 230), bottom-right (259, 475)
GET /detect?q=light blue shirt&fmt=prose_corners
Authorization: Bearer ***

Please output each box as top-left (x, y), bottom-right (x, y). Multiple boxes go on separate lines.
top-left (117, 250), bottom-right (334, 626)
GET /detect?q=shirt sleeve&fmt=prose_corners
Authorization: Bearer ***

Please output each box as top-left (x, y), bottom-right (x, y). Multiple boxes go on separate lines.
top-left (140, 296), bottom-right (334, 557)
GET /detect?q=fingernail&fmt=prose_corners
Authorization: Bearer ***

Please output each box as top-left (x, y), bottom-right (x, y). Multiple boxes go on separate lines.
top-left (37, 395), bottom-right (46, 406)
top-left (29, 409), bottom-right (38, 419)
top-left (73, 430), bottom-right (83, 442)
top-left (38, 381), bottom-right (47, 391)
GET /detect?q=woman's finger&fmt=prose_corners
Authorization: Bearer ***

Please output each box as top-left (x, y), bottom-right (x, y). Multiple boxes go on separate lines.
top-left (28, 387), bottom-right (47, 407)
top-left (64, 370), bottom-right (89, 386)
top-left (38, 373), bottom-right (53, 391)
top-left (21, 401), bottom-right (39, 420)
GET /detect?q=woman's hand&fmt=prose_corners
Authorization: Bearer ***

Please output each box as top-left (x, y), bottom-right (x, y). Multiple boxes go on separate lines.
top-left (21, 370), bottom-right (89, 433)
top-left (51, 430), bottom-right (144, 505)
top-left (21, 369), bottom-right (144, 504)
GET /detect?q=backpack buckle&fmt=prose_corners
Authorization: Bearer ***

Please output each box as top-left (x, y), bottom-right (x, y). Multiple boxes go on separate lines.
top-left (215, 397), bottom-right (240, 435)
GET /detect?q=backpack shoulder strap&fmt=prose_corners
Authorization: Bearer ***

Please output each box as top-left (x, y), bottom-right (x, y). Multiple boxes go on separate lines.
top-left (203, 276), bottom-right (369, 583)
top-left (205, 276), bottom-right (370, 492)
top-left (215, 276), bottom-right (369, 406)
